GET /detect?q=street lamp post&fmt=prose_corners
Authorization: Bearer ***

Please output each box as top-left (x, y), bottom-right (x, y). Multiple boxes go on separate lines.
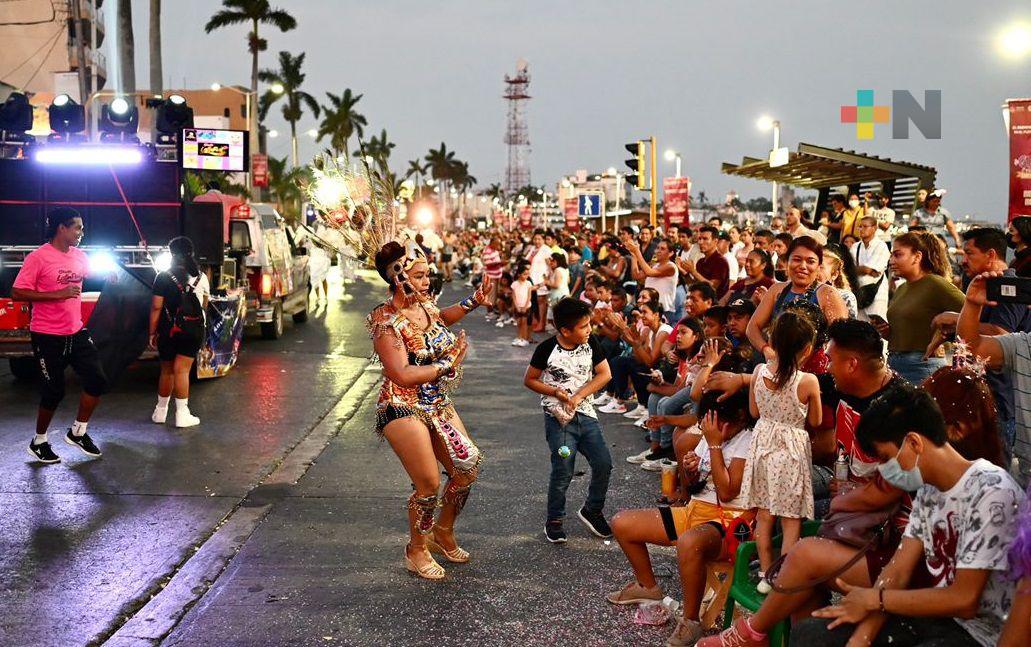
top-left (664, 149), bottom-right (682, 178)
top-left (757, 116), bottom-right (781, 220)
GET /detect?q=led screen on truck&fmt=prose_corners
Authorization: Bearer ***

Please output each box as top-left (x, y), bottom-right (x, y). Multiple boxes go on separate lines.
top-left (180, 128), bottom-right (249, 172)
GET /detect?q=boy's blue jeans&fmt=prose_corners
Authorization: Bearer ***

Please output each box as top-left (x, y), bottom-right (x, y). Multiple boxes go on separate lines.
top-left (544, 412), bottom-right (612, 522)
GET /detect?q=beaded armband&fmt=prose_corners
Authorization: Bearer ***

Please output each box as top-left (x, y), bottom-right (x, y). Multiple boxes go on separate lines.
top-left (459, 295), bottom-right (480, 313)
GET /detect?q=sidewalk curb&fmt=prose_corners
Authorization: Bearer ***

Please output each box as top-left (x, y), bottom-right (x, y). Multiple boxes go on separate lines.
top-left (100, 364), bottom-right (381, 647)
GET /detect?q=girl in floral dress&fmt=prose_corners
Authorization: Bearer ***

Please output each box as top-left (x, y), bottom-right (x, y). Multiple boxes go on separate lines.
top-left (741, 310), bottom-right (822, 592)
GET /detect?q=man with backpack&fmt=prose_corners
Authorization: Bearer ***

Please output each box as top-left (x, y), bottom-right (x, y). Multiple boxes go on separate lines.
top-left (148, 237), bottom-right (209, 428)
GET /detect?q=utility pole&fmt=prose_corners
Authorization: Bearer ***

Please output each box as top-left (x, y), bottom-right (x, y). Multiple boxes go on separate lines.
top-left (70, 0), bottom-right (90, 105)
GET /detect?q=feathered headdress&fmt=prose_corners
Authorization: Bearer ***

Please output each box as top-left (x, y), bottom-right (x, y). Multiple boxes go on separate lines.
top-left (298, 152), bottom-right (399, 267)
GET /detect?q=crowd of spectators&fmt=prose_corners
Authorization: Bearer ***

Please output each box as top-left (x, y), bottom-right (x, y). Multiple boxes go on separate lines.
top-left (417, 191), bottom-right (1031, 646)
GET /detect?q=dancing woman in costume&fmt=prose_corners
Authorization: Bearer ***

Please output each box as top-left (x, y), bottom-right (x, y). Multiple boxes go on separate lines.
top-left (367, 240), bottom-right (493, 580)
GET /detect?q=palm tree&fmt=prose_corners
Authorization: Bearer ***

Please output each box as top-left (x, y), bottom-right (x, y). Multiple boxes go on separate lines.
top-left (258, 51), bottom-right (320, 167)
top-left (424, 142), bottom-right (457, 185)
top-left (267, 155), bottom-right (306, 219)
top-left (117, 0), bottom-right (136, 92)
top-left (204, 1), bottom-right (296, 104)
top-left (425, 143), bottom-right (459, 220)
top-left (149, 0), bottom-right (162, 92)
top-left (317, 89), bottom-right (366, 156)
top-left (451, 161), bottom-right (477, 222)
top-left (358, 129), bottom-right (395, 174)
top-left (484, 182), bottom-right (504, 201)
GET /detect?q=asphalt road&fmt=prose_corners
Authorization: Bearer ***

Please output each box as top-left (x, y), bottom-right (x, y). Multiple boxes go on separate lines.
top-left (0, 269), bottom-right (378, 647)
top-left (1, 273), bottom-right (686, 647)
top-left (159, 278), bottom-right (684, 647)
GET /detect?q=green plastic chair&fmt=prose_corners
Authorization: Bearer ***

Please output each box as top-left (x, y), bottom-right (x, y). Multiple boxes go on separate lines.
top-left (721, 520), bottom-right (822, 647)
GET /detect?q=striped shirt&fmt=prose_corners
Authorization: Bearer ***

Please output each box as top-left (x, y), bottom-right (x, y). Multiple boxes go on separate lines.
top-left (997, 332), bottom-right (1031, 485)
top-left (482, 246), bottom-right (503, 279)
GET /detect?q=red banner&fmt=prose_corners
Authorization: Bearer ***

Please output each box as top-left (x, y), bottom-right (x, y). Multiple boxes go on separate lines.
top-left (251, 153), bottom-right (269, 188)
top-left (663, 176), bottom-right (691, 229)
top-left (1009, 100), bottom-right (1031, 222)
top-left (564, 198), bottom-right (580, 231)
top-left (519, 205), bottom-right (532, 229)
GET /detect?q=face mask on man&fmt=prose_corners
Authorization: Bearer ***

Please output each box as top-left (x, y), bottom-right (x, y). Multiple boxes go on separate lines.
top-left (849, 199), bottom-right (861, 209)
top-left (876, 441), bottom-right (924, 492)
top-left (1006, 234), bottom-right (1018, 249)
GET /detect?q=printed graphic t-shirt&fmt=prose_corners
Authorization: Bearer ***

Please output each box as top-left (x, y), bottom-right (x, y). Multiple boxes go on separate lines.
top-left (903, 460), bottom-right (1025, 646)
top-left (13, 243), bottom-right (90, 335)
top-left (530, 335), bottom-right (607, 419)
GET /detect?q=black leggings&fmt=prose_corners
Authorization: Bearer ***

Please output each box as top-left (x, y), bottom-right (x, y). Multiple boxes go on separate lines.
top-left (31, 329), bottom-right (108, 410)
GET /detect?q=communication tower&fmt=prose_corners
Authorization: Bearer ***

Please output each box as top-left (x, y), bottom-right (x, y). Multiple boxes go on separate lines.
top-left (504, 59), bottom-right (531, 194)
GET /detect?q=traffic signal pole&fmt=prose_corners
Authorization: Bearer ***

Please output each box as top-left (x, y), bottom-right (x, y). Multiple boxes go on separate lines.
top-left (649, 135), bottom-right (657, 227)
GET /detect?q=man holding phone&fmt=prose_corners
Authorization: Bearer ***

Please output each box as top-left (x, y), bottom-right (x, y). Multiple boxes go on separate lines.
top-left (957, 267), bottom-right (1031, 487)
top-left (932, 229), bottom-right (1031, 472)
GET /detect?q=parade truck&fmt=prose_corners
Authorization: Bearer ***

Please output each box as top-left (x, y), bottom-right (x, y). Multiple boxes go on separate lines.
top-left (0, 140), bottom-right (248, 382)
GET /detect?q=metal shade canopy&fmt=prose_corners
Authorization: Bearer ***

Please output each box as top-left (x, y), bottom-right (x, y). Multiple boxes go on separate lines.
top-left (722, 143), bottom-right (937, 214)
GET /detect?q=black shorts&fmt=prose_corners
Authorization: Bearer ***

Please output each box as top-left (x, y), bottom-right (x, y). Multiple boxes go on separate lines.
top-left (31, 328), bottom-right (108, 410)
top-left (157, 332), bottom-right (202, 361)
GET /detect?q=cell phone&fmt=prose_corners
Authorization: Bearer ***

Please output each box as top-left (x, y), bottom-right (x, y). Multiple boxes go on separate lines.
top-left (987, 275), bottom-right (1031, 305)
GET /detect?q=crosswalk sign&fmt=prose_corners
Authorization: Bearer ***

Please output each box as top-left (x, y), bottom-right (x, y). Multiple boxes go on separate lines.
top-left (579, 194), bottom-right (602, 217)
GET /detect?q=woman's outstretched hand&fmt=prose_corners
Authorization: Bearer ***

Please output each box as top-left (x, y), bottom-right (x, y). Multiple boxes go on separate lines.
top-left (474, 275), bottom-right (493, 305)
top-left (451, 331), bottom-right (469, 369)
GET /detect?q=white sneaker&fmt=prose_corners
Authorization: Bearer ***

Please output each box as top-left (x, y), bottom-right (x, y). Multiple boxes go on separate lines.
top-left (634, 417), bottom-right (649, 428)
top-left (599, 401), bottom-right (628, 414)
top-left (495, 320), bottom-right (505, 328)
top-left (175, 407), bottom-right (200, 428)
top-left (505, 317), bottom-right (517, 325)
top-left (623, 404), bottom-right (649, 419)
top-left (641, 457), bottom-right (674, 473)
top-left (626, 449), bottom-right (652, 465)
top-left (512, 338), bottom-right (522, 346)
top-left (757, 576), bottom-right (772, 595)
top-left (151, 406), bottom-right (167, 424)
top-left (594, 393), bottom-right (613, 407)
top-left (485, 312), bottom-right (497, 321)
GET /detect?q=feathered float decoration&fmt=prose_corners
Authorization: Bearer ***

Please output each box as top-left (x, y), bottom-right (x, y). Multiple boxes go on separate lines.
top-left (298, 152), bottom-right (401, 266)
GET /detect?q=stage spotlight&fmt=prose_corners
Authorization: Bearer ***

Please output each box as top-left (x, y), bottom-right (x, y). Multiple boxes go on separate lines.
top-left (155, 94), bottom-right (194, 144)
top-left (48, 94), bottom-right (85, 141)
top-left (99, 96), bottom-right (140, 142)
top-left (0, 92), bottom-right (33, 140)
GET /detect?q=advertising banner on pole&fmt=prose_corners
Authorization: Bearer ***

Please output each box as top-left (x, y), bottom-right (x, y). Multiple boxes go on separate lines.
top-left (251, 153), bottom-right (269, 187)
top-left (1008, 99), bottom-right (1031, 222)
top-left (663, 176), bottom-right (691, 229)
top-left (519, 205), bottom-right (532, 229)
top-left (564, 198), bottom-right (580, 231)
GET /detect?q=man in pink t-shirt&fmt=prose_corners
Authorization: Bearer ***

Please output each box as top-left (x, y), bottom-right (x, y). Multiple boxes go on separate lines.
top-left (12, 208), bottom-right (107, 464)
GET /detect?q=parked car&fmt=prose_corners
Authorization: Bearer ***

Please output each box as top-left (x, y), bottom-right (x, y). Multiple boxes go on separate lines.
top-left (228, 203), bottom-right (310, 339)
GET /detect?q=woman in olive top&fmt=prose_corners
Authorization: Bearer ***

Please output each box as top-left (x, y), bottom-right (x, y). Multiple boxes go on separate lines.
top-left (874, 232), bottom-right (964, 385)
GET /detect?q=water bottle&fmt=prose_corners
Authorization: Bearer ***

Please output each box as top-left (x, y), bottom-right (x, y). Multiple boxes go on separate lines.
top-left (833, 450), bottom-right (851, 496)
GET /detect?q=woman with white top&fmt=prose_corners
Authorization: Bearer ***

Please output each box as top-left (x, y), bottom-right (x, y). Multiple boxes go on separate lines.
top-left (527, 233), bottom-right (551, 332)
top-left (545, 253), bottom-right (570, 306)
top-left (625, 238), bottom-right (678, 314)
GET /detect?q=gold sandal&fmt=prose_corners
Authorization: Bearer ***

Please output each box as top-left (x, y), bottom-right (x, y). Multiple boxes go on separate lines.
top-left (405, 544), bottom-right (445, 580)
top-left (427, 526), bottom-right (471, 563)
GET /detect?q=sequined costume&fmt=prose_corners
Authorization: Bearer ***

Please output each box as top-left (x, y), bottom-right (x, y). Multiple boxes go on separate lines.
top-left (366, 299), bottom-right (481, 475)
